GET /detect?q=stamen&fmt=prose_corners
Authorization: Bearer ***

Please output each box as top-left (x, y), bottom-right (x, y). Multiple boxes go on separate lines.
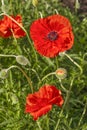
top-left (47, 31), bottom-right (58, 41)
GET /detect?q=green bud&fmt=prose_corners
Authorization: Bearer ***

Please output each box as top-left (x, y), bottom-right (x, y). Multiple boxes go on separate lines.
top-left (0, 69), bottom-right (8, 79)
top-left (16, 55), bottom-right (29, 66)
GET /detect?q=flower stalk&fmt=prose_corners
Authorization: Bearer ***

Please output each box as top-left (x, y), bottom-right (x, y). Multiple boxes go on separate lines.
top-left (1, 0), bottom-right (6, 13)
top-left (78, 99), bottom-right (87, 127)
top-left (64, 53), bottom-right (83, 74)
top-left (0, 54), bottom-right (16, 58)
top-left (11, 29), bottom-right (22, 54)
top-left (7, 65), bottom-right (33, 93)
top-left (38, 72), bottom-right (56, 86)
top-left (36, 121), bottom-right (42, 130)
top-left (0, 13), bottom-right (37, 62)
top-left (55, 77), bottom-right (74, 130)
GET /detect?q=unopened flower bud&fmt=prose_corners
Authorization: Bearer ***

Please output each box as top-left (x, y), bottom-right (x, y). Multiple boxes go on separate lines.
top-left (32, 0), bottom-right (38, 7)
top-left (56, 68), bottom-right (67, 79)
top-left (16, 55), bottom-right (29, 66)
top-left (0, 69), bottom-right (8, 79)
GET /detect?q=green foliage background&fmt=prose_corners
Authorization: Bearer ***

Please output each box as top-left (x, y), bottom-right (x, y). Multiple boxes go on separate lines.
top-left (0, 0), bottom-right (87, 130)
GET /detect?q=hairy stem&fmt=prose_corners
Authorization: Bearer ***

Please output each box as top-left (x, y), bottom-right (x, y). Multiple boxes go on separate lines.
top-left (38, 72), bottom-right (55, 86)
top-left (1, 13), bottom-right (38, 62)
top-left (78, 99), bottom-right (87, 127)
top-left (36, 121), bottom-right (42, 130)
top-left (7, 65), bottom-right (33, 93)
top-left (0, 54), bottom-right (16, 58)
top-left (64, 53), bottom-right (83, 74)
top-left (55, 77), bottom-right (74, 130)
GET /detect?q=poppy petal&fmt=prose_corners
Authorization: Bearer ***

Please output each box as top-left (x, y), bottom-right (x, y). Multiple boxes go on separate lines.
top-left (25, 85), bottom-right (64, 120)
top-left (30, 14), bottom-right (74, 57)
top-left (31, 105), bottom-right (52, 120)
top-left (0, 15), bottom-right (26, 38)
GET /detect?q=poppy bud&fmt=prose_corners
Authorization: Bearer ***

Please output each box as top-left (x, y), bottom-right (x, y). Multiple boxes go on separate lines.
top-left (0, 69), bottom-right (8, 79)
top-left (56, 68), bottom-right (67, 79)
top-left (32, 0), bottom-right (38, 7)
top-left (16, 55), bottom-right (30, 66)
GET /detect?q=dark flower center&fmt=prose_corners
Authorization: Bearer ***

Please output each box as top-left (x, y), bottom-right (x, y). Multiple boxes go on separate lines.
top-left (47, 31), bottom-right (58, 41)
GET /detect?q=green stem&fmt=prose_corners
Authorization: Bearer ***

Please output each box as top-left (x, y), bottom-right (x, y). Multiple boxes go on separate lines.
top-left (4, 14), bottom-right (27, 35)
top-left (38, 69), bottom-right (67, 92)
top-left (64, 53), bottom-right (83, 74)
top-left (78, 99), bottom-right (87, 127)
top-left (35, 7), bottom-right (39, 19)
top-left (28, 68), bottom-right (40, 82)
top-left (41, 72), bottom-right (56, 81)
top-left (1, 0), bottom-right (4, 5)
top-left (3, 13), bottom-right (38, 62)
top-left (0, 12), bottom-right (38, 62)
top-left (55, 77), bottom-right (74, 130)
top-left (36, 121), bottom-right (42, 130)
top-left (83, 52), bottom-right (87, 60)
top-left (46, 114), bottom-right (50, 130)
top-left (38, 72), bottom-right (55, 86)
top-left (7, 65), bottom-right (33, 93)
top-left (39, 11), bottom-right (43, 18)
top-left (59, 79), bottom-right (68, 92)
top-left (56, 56), bottom-right (58, 69)
top-left (1, 0), bottom-right (6, 13)
top-left (0, 54), bottom-right (16, 58)
top-left (38, 71), bottom-right (67, 92)
top-left (0, 13), bottom-right (5, 16)
top-left (54, 9), bottom-right (59, 14)
top-left (11, 29), bottom-right (22, 54)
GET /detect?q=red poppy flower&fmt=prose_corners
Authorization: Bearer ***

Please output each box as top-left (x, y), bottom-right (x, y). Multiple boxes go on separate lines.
top-left (0, 15), bottom-right (26, 38)
top-left (25, 85), bottom-right (64, 120)
top-left (30, 15), bottom-right (74, 57)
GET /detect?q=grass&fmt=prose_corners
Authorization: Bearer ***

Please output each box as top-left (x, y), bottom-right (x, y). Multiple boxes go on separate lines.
top-left (0, 0), bottom-right (87, 130)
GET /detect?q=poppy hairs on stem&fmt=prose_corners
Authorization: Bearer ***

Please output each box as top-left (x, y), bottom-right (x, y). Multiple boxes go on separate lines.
top-left (25, 85), bottom-right (64, 120)
top-left (30, 14), bottom-right (74, 58)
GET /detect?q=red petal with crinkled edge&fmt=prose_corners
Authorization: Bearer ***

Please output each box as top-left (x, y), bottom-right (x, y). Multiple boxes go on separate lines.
top-left (25, 85), bottom-right (64, 120)
top-left (0, 15), bottom-right (26, 38)
top-left (30, 105), bottom-right (52, 120)
top-left (30, 14), bottom-right (74, 57)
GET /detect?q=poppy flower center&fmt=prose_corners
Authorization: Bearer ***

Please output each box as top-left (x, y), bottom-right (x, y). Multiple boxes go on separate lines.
top-left (47, 31), bottom-right (58, 41)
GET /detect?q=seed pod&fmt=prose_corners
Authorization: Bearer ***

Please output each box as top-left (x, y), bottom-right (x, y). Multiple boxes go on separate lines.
top-left (56, 68), bottom-right (67, 79)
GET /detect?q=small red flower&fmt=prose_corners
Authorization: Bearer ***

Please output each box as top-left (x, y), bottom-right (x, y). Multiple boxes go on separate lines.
top-left (0, 15), bottom-right (26, 38)
top-left (25, 85), bottom-right (64, 120)
top-left (30, 15), bottom-right (74, 57)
